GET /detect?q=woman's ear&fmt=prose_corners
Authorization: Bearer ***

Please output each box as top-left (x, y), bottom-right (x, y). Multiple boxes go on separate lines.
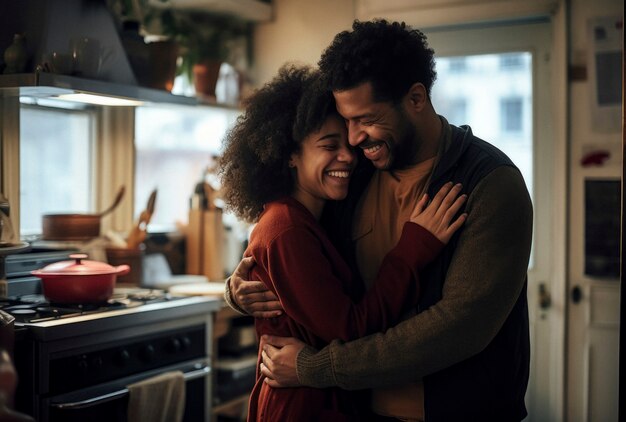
top-left (407, 83), bottom-right (428, 112)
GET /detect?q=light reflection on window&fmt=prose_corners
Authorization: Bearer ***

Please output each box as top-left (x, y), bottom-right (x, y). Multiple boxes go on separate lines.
top-left (19, 105), bottom-right (94, 235)
top-left (134, 105), bottom-right (240, 231)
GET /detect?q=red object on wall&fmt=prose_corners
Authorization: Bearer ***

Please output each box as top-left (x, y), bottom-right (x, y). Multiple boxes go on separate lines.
top-left (581, 150), bottom-right (610, 167)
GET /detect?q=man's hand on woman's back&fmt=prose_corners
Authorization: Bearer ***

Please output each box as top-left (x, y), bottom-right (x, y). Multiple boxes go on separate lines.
top-left (229, 256), bottom-right (283, 318)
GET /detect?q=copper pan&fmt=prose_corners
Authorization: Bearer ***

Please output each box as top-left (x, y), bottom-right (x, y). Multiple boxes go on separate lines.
top-left (41, 186), bottom-right (125, 241)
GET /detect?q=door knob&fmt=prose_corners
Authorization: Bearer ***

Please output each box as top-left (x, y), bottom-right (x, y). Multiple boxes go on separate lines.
top-left (539, 283), bottom-right (551, 310)
top-left (571, 285), bottom-right (582, 304)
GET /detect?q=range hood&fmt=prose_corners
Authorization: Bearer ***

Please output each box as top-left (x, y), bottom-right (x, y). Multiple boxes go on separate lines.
top-left (0, 72), bottom-right (198, 107)
top-left (0, 0), bottom-right (272, 107)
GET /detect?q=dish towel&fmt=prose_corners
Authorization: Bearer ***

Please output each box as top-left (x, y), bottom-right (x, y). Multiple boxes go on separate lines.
top-left (127, 371), bottom-right (186, 422)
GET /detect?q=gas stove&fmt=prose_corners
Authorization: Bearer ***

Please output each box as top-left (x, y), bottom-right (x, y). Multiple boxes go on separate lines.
top-left (1, 249), bottom-right (223, 422)
top-left (3, 288), bottom-right (182, 324)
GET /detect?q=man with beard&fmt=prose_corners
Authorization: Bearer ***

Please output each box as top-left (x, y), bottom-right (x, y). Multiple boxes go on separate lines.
top-left (225, 19), bottom-right (533, 421)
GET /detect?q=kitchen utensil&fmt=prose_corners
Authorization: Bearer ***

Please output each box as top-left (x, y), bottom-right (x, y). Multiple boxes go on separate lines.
top-left (95, 186), bottom-right (126, 218)
top-left (105, 247), bottom-right (144, 286)
top-left (126, 189), bottom-right (157, 250)
top-left (31, 253), bottom-right (130, 303)
top-left (41, 186), bottom-right (125, 241)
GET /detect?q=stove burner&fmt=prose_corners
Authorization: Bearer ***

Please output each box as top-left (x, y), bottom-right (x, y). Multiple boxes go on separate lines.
top-left (10, 309), bottom-right (36, 315)
top-left (0, 288), bottom-right (174, 324)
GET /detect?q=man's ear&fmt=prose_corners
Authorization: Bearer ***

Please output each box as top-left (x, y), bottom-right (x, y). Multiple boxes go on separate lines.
top-left (407, 83), bottom-right (428, 112)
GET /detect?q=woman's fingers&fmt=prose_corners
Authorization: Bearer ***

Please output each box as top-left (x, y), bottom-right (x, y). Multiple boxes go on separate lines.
top-left (442, 193), bottom-right (467, 224)
top-left (436, 183), bottom-right (463, 216)
top-left (427, 181), bottom-right (455, 212)
top-left (410, 193), bottom-right (429, 221)
top-left (411, 182), bottom-right (468, 244)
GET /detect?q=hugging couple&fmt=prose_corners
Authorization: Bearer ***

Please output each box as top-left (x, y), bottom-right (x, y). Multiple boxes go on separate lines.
top-left (219, 19), bottom-right (532, 422)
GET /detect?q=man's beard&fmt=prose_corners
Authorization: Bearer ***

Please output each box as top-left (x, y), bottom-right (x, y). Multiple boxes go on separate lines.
top-left (386, 114), bottom-right (420, 171)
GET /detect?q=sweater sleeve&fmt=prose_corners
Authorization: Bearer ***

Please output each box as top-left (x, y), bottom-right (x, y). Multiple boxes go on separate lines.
top-left (223, 277), bottom-right (249, 316)
top-left (264, 222), bottom-right (443, 343)
top-left (297, 166), bottom-right (533, 389)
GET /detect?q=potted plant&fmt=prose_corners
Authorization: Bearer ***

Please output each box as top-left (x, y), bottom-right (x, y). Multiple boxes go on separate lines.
top-left (107, 1), bottom-right (249, 98)
top-left (159, 10), bottom-right (249, 99)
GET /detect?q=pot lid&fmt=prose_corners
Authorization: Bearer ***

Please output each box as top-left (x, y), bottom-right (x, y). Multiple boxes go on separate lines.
top-left (34, 253), bottom-right (119, 275)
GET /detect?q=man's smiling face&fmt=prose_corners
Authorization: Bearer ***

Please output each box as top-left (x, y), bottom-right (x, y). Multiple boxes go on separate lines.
top-left (334, 82), bottom-right (420, 170)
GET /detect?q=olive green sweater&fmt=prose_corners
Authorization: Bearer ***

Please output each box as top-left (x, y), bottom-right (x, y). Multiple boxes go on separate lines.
top-left (296, 165), bottom-right (532, 389)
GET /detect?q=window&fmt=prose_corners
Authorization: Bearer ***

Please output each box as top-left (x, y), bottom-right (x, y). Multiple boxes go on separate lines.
top-left (448, 57), bottom-right (467, 72)
top-left (438, 98), bottom-right (467, 126)
top-left (500, 97), bottom-right (523, 132)
top-left (431, 52), bottom-right (532, 198)
top-left (499, 53), bottom-right (524, 70)
top-left (134, 105), bottom-right (240, 232)
top-left (19, 104), bottom-right (96, 235)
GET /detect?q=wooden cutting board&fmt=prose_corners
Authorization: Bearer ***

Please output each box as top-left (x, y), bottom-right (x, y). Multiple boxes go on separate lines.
top-left (169, 281), bottom-right (226, 297)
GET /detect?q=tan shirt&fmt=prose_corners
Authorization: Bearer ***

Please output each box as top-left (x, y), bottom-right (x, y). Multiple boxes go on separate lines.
top-left (352, 158), bottom-right (436, 421)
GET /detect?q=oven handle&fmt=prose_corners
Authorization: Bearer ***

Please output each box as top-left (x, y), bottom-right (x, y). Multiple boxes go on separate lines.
top-left (49, 365), bottom-right (210, 410)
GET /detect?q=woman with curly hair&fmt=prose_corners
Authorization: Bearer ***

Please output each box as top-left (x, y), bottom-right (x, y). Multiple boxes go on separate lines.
top-left (219, 64), bottom-right (466, 421)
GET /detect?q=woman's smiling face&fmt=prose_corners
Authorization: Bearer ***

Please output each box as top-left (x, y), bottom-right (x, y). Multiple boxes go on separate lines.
top-left (290, 114), bottom-right (357, 218)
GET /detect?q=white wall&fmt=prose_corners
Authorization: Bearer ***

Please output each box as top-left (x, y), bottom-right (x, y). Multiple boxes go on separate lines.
top-left (250, 0), bottom-right (355, 86)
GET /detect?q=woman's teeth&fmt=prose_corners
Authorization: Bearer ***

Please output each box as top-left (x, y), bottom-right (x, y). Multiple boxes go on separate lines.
top-left (327, 171), bottom-right (350, 178)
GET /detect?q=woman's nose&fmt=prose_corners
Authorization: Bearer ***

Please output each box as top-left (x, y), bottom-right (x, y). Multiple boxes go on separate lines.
top-left (337, 146), bottom-right (356, 164)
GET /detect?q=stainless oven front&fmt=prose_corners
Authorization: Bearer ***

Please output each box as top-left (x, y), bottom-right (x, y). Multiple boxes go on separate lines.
top-left (46, 357), bottom-right (210, 422)
top-left (15, 307), bottom-right (214, 422)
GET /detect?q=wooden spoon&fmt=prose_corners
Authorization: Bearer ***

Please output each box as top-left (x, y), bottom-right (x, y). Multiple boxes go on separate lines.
top-left (97, 186), bottom-right (126, 217)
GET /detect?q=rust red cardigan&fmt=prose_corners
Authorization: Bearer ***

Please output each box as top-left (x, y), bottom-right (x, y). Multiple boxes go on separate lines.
top-left (245, 197), bottom-right (442, 422)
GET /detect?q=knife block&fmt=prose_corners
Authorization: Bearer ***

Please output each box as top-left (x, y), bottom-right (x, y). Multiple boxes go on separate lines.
top-left (186, 209), bottom-right (225, 280)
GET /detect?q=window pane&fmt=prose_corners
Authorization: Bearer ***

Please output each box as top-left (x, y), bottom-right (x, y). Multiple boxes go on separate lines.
top-left (431, 52), bottom-right (533, 199)
top-left (134, 105), bottom-right (240, 232)
top-left (19, 105), bottom-right (94, 235)
top-left (501, 97), bottom-right (523, 132)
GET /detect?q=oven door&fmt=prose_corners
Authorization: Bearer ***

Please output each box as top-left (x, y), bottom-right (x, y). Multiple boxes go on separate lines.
top-left (43, 358), bottom-right (211, 422)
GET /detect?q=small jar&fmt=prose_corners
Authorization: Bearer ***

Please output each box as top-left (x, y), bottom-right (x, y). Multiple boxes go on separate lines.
top-left (3, 34), bottom-right (28, 74)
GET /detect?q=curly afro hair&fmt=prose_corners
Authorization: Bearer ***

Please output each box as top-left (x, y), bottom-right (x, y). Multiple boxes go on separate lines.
top-left (318, 19), bottom-right (437, 103)
top-left (219, 65), bottom-right (338, 222)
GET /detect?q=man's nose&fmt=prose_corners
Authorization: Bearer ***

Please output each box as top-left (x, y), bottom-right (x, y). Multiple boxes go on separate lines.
top-left (348, 121), bottom-right (367, 147)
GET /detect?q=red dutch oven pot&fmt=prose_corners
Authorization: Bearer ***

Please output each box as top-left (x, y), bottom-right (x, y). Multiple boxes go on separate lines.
top-left (31, 254), bottom-right (130, 303)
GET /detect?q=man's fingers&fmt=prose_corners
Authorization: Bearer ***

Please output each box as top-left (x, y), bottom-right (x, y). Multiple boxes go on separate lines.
top-left (262, 334), bottom-right (299, 348)
top-left (234, 256), bottom-right (255, 275)
top-left (263, 343), bottom-right (281, 358)
top-left (238, 281), bottom-right (272, 295)
top-left (261, 348), bottom-right (273, 368)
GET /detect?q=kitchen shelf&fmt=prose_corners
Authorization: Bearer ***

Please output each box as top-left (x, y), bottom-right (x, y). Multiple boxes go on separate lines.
top-left (0, 72), bottom-right (198, 106)
top-left (213, 305), bottom-right (255, 422)
top-left (149, 0), bottom-right (273, 22)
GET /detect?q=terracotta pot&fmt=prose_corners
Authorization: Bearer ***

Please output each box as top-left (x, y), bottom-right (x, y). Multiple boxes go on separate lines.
top-left (193, 60), bottom-right (222, 99)
top-left (31, 254), bottom-right (130, 303)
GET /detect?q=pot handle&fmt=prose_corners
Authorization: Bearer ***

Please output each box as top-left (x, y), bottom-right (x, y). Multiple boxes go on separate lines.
top-left (115, 264), bottom-right (131, 276)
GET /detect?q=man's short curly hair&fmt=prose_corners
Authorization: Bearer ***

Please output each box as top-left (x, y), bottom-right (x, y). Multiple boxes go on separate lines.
top-left (219, 65), bottom-right (337, 222)
top-left (318, 19), bottom-right (437, 103)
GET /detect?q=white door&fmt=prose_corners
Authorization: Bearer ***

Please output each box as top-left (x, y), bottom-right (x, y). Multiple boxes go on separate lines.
top-left (424, 21), bottom-right (566, 421)
top-left (566, 160), bottom-right (621, 419)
